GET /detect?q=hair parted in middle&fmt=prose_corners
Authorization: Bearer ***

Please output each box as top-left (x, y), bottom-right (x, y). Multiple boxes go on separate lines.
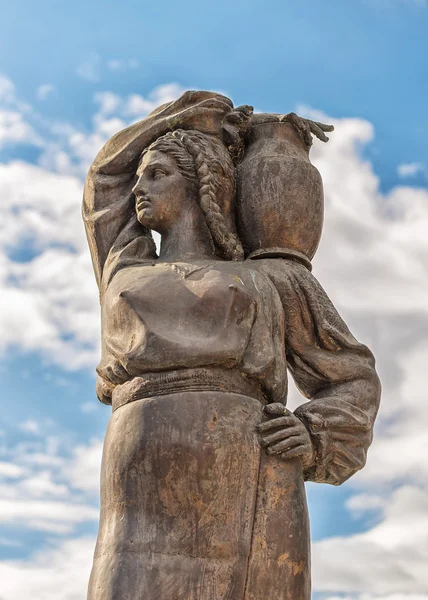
top-left (141, 129), bottom-right (244, 261)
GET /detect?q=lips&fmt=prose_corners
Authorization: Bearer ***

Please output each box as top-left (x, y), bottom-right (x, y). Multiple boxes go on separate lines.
top-left (136, 196), bottom-right (151, 210)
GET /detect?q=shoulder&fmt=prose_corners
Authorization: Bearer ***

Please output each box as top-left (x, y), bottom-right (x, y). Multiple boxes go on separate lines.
top-left (245, 257), bottom-right (313, 296)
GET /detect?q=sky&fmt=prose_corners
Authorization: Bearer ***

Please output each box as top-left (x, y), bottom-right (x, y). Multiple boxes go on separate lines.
top-left (0, 0), bottom-right (427, 598)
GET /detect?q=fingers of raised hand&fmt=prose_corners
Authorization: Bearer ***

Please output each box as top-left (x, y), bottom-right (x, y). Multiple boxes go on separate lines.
top-left (314, 120), bottom-right (334, 132)
top-left (287, 113), bottom-right (334, 145)
top-left (309, 121), bottom-right (330, 143)
top-left (289, 113), bottom-right (313, 146)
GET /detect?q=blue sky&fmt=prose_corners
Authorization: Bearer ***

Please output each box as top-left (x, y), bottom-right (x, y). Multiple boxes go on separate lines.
top-left (2, 0), bottom-right (428, 182)
top-left (0, 1), bottom-right (428, 598)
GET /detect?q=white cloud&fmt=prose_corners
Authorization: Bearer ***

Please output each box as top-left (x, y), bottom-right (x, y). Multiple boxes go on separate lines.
top-left (80, 401), bottom-right (98, 414)
top-left (0, 110), bottom-right (42, 149)
top-left (19, 420), bottom-right (41, 434)
top-left (397, 162), bottom-right (425, 178)
top-left (0, 537), bottom-right (22, 548)
top-left (124, 82), bottom-right (184, 117)
top-left (93, 90), bottom-right (121, 115)
top-left (18, 471), bottom-right (69, 498)
top-left (0, 75), bottom-right (43, 150)
top-left (0, 498), bottom-right (97, 533)
top-left (0, 161), bottom-right (99, 369)
top-left (0, 462), bottom-right (26, 478)
top-left (0, 432), bottom-right (102, 538)
top-left (36, 84), bottom-right (55, 101)
top-left (313, 486), bottom-right (428, 595)
top-left (345, 492), bottom-right (387, 517)
top-left (76, 54), bottom-right (101, 83)
top-left (0, 161), bottom-right (85, 250)
top-left (0, 536), bottom-right (94, 600)
top-left (107, 58), bottom-right (140, 71)
top-left (76, 55), bottom-right (140, 82)
top-left (65, 439), bottom-right (103, 494)
top-left (0, 75), bottom-right (16, 103)
top-left (107, 59), bottom-right (122, 71)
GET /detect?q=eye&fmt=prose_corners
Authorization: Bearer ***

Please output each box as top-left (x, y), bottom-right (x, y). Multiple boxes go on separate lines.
top-left (153, 168), bottom-right (166, 179)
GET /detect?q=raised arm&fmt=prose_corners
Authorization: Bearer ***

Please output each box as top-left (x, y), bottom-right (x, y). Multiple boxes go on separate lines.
top-left (255, 258), bottom-right (381, 486)
top-left (82, 90), bottom-right (250, 291)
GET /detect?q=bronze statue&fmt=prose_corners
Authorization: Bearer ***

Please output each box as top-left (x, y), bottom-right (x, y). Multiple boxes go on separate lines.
top-left (83, 91), bottom-right (381, 599)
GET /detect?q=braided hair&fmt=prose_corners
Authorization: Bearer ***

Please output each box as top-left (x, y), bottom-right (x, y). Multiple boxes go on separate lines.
top-left (141, 129), bottom-right (244, 261)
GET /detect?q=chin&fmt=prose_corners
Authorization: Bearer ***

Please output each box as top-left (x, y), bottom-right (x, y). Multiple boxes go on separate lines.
top-left (138, 219), bottom-right (166, 239)
top-left (137, 210), bottom-right (156, 228)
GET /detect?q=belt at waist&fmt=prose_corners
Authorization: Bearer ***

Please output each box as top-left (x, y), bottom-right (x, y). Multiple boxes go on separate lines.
top-left (111, 367), bottom-right (267, 412)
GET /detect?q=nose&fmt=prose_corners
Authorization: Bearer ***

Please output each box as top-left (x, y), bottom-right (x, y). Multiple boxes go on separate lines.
top-left (132, 175), bottom-right (148, 197)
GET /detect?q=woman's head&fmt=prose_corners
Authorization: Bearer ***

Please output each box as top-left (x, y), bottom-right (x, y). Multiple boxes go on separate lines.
top-left (133, 129), bottom-right (243, 260)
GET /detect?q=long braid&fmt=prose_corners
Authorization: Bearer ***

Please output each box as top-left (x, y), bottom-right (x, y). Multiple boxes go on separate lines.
top-left (170, 130), bottom-right (244, 261)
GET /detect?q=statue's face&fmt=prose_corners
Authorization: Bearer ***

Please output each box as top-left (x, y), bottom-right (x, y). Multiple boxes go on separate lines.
top-left (133, 150), bottom-right (196, 233)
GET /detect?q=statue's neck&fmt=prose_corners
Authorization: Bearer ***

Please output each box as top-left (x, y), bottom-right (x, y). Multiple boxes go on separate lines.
top-left (158, 208), bottom-right (215, 262)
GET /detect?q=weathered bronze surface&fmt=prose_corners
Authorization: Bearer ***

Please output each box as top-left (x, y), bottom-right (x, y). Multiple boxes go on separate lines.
top-left (82, 91), bottom-right (381, 599)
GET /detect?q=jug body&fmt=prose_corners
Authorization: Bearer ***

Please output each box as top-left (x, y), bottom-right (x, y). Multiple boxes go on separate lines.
top-left (236, 121), bottom-right (324, 265)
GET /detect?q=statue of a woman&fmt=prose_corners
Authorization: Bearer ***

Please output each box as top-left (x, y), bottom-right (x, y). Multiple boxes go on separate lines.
top-left (83, 91), bottom-right (380, 599)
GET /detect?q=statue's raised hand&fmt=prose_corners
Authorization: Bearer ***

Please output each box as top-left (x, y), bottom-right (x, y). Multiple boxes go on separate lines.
top-left (285, 113), bottom-right (334, 147)
top-left (251, 111), bottom-right (334, 148)
top-left (257, 402), bottom-right (314, 469)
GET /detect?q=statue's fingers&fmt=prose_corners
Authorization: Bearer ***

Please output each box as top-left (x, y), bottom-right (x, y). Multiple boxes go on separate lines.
top-left (279, 446), bottom-right (309, 461)
top-left (297, 120), bottom-right (313, 147)
top-left (256, 416), bottom-right (295, 432)
top-left (288, 113), bottom-right (313, 146)
top-left (263, 402), bottom-right (287, 416)
top-left (110, 363), bottom-right (129, 385)
top-left (266, 435), bottom-right (306, 456)
top-left (225, 106), bottom-right (253, 124)
top-left (309, 121), bottom-right (330, 143)
top-left (259, 426), bottom-right (302, 447)
top-left (235, 104), bottom-right (253, 117)
top-left (113, 362), bottom-right (128, 376)
top-left (104, 366), bottom-right (122, 385)
top-left (314, 121), bottom-right (334, 132)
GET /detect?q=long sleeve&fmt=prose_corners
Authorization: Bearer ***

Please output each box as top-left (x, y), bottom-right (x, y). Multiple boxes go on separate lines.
top-left (83, 169), bottom-right (157, 293)
top-left (254, 258), bottom-right (381, 486)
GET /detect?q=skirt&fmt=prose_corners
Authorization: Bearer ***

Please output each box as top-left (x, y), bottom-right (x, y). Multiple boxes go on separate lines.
top-left (87, 390), bottom-right (310, 599)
